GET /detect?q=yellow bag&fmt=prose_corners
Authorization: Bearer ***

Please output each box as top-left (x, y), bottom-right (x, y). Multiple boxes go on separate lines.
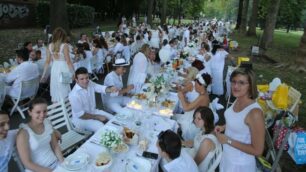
top-left (237, 57), bottom-right (250, 66)
top-left (272, 84), bottom-right (289, 109)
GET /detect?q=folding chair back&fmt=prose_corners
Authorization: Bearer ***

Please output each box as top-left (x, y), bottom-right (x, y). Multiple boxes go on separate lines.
top-left (20, 77), bottom-right (40, 100)
top-left (206, 143), bottom-right (223, 172)
top-left (9, 77), bottom-right (40, 119)
top-left (47, 99), bottom-right (91, 154)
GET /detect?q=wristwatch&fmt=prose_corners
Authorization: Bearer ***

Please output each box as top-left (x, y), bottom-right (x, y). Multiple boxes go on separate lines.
top-left (227, 138), bottom-right (232, 145)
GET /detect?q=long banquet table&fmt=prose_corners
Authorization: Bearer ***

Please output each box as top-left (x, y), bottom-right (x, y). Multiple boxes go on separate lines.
top-left (54, 106), bottom-right (178, 172)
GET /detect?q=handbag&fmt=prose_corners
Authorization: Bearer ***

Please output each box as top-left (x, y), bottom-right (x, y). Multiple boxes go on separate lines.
top-left (59, 72), bottom-right (72, 84)
top-left (288, 131), bottom-right (306, 164)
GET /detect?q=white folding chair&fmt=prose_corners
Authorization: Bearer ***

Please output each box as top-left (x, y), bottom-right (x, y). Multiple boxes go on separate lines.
top-left (9, 77), bottom-right (40, 119)
top-left (206, 143), bottom-right (223, 172)
top-left (0, 81), bottom-right (6, 110)
top-left (47, 99), bottom-right (91, 155)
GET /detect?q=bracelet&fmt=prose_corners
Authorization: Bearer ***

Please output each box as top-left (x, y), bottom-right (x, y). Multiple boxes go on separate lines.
top-left (227, 138), bottom-right (232, 145)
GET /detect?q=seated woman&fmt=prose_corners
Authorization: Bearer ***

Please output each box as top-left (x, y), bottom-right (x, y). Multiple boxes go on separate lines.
top-left (103, 58), bottom-right (134, 114)
top-left (182, 106), bottom-right (220, 172)
top-left (147, 48), bottom-right (161, 78)
top-left (0, 111), bottom-right (17, 172)
top-left (16, 98), bottom-right (64, 172)
top-left (175, 73), bottom-right (212, 141)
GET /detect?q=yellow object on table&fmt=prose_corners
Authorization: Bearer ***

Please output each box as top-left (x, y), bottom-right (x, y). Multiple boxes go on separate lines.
top-left (237, 57), bottom-right (250, 66)
top-left (272, 84), bottom-right (289, 110)
top-left (257, 85), bottom-right (269, 92)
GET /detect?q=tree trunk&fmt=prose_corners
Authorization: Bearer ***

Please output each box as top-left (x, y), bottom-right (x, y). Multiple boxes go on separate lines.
top-left (50, 0), bottom-right (70, 35)
top-left (235, 0), bottom-right (244, 30)
top-left (247, 0), bottom-right (259, 36)
top-left (259, 0), bottom-right (281, 50)
top-left (161, 0), bottom-right (167, 25)
top-left (286, 24), bottom-right (290, 33)
top-left (239, 0), bottom-right (249, 34)
top-left (147, 0), bottom-right (155, 26)
top-left (299, 25), bottom-right (306, 56)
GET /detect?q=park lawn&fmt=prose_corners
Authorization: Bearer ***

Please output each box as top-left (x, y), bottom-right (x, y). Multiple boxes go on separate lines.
top-left (231, 29), bottom-right (306, 128)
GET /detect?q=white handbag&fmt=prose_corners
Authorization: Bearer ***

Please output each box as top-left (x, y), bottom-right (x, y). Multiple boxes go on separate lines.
top-left (59, 72), bottom-right (72, 84)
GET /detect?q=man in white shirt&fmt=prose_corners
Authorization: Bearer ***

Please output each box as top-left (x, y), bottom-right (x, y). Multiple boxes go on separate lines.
top-left (103, 58), bottom-right (133, 114)
top-left (5, 49), bottom-right (39, 98)
top-left (157, 130), bottom-right (199, 172)
top-left (68, 67), bottom-right (116, 132)
top-left (32, 39), bottom-right (47, 59)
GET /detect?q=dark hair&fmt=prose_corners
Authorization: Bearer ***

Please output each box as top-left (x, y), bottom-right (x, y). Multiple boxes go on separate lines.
top-left (158, 130), bottom-right (181, 159)
top-left (83, 42), bottom-right (90, 51)
top-left (201, 42), bottom-right (210, 52)
top-left (230, 67), bottom-right (258, 99)
top-left (93, 38), bottom-right (102, 48)
top-left (195, 73), bottom-right (212, 87)
top-left (162, 39), bottom-right (168, 46)
top-left (193, 106), bottom-right (215, 134)
top-left (29, 98), bottom-right (48, 111)
top-left (99, 37), bottom-right (109, 50)
top-left (211, 43), bottom-right (222, 55)
top-left (80, 33), bottom-right (86, 38)
top-left (75, 67), bottom-right (88, 79)
top-left (23, 41), bottom-right (32, 48)
top-left (16, 48), bottom-right (29, 61)
top-left (169, 38), bottom-right (176, 45)
top-left (35, 50), bottom-right (41, 56)
top-left (192, 59), bottom-right (204, 71)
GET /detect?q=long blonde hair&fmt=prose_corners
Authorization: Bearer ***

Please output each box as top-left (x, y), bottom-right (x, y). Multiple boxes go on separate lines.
top-left (51, 27), bottom-right (67, 52)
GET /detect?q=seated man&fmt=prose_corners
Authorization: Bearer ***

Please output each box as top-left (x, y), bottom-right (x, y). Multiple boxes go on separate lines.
top-left (32, 39), bottom-right (47, 59)
top-left (103, 58), bottom-right (133, 114)
top-left (5, 49), bottom-right (39, 98)
top-left (157, 130), bottom-right (199, 172)
top-left (69, 67), bottom-right (116, 132)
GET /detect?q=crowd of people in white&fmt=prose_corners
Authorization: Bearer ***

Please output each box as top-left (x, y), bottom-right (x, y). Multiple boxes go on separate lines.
top-left (0, 18), bottom-right (264, 172)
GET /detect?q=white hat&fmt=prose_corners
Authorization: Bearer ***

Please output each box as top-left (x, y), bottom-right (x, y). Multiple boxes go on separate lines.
top-left (113, 58), bottom-right (130, 67)
top-left (196, 74), bottom-right (207, 86)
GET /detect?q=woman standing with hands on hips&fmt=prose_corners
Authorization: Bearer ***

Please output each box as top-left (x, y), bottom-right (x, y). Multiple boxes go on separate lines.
top-left (215, 67), bottom-right (265, 172)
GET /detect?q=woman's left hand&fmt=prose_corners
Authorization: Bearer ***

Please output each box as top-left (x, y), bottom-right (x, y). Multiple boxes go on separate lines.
top-left (216, 132), bottom-right (228, 144)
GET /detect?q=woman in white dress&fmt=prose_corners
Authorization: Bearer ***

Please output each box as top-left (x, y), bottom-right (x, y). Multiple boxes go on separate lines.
top-left (0, 111), bottom-right (17, 172)
top-left (42, 27), bottom-right (74, 102)
top-left (127, 44), bottom-right (151, 94)
top-left (83, 42), bottom-right (94, 74)
top-left (16, 98), bottom-right (64, 172)
top-left (150, 30), bottom-right (160, 49)
top-left (147, 48), bottom-right (161, 78)
top-left (182, 107), bottom-right (220, 172)
top-left (215, 68), bottom-right (265, 172)
top-left (92, 38), bottom-right (104, 72)
top-left (176, 73), bottom-right (212, 140)
top-left (210, 43), bottom-right (232, 96)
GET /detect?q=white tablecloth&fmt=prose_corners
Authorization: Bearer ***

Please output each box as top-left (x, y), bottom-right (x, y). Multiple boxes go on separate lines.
top-left (54, 108), bottom-right (178, 172)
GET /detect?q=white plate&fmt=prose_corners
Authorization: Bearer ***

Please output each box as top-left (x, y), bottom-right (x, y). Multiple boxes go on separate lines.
top-left (63, 152), bottom-right (89, 171)
top-left (94, 151), bottom-right (113, 171)
top-left (125, 157), bottom-right (151, 172)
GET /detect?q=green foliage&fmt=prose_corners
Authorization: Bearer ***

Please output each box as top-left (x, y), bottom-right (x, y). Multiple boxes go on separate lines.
top-left (36, 1), bottom-right (95, 28)
top-left (258, 0), bottom-right (306, 29)
top-left (202, 0), bottom-right (238, 20)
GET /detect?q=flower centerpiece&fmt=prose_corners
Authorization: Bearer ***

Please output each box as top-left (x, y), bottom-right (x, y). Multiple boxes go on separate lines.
top-left (100, 131), bottom-right (122, 149)
top-left (145, 74), bottom-right (168, 106)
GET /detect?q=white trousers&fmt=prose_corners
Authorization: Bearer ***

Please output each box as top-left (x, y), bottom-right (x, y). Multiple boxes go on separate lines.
top-left (72, 110), bottom-right (113, 132)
